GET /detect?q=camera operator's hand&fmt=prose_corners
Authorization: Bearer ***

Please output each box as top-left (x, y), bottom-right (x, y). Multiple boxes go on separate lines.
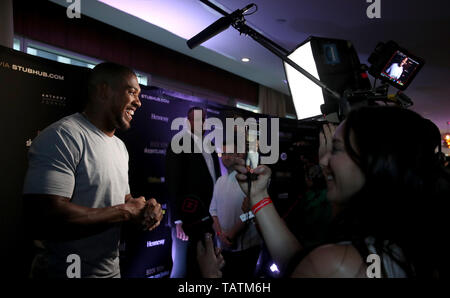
top-left (142, 198), bottom-right (163, 231)
top-left (123, 195), bottom-right (147, 225)
top-left (197, 233), bottom-right (225, 278)
top-left (319, 123), bottom-right (336, 163)
top-left (235, 164), bottom-right (271, 204)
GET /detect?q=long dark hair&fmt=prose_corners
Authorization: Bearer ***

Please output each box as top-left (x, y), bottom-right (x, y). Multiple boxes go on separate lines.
top-left (331, 106), bottom-right (449, 277)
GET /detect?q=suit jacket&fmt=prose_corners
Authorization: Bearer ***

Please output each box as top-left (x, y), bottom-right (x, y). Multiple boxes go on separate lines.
top-left (165, 133), bottom-right (221, 227)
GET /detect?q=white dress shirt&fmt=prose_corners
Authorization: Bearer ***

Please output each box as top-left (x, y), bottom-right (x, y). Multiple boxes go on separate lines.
top-left (187, 129), bottom-right (217, 184)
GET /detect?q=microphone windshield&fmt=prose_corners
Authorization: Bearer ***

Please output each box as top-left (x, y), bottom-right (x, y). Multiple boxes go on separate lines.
top-left (187, 16), bottom-right (232, 49)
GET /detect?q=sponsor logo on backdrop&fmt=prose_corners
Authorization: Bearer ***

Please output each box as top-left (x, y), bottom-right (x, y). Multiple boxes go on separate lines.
top-left (144, 141), bottom-right (168, 155)
top-left (1, 61), bottom-right (65, 81)
top-left (0, 61), bottom-right (11, 69)
top-left (149, 141), bottom-right (168, 149)
top-left (151, 113), bottom-right (169, 123)
top-left (146, 266), bottom-right (170, 278)
top-left (140, 94), bottom-right (170, 104)
top-left (147, 177), bottom-right (165, 184)
top-left (146, 239), bottom-right (166, 248)
top-left (144, 148), bottom-right (166, 155)
top-left (148, 270), bottom-right (170, 278)
top-left (41, 93), bottom-right (67, 107)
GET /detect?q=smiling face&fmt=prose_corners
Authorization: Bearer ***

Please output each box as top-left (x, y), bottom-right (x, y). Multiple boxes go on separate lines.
top-left (108, 73), bottom-right (141, 131)
top-left (320, 121), bottom-right (366, 205)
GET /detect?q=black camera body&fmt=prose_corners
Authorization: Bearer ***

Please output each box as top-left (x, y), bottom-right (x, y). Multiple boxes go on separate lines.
top-left (368, 41), bottom-right (425, 91)
top-left (319, 40), bottom-right (425, 124)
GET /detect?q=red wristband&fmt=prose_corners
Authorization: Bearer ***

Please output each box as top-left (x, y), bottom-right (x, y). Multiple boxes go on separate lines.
top-left (251, 197), bottom-right (272, 215)
top-left (216, 231), bottom-right (221, 236)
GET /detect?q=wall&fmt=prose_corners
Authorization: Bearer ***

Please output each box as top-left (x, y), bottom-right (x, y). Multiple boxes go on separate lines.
top-left (12, 0), bottom-right (259, 105)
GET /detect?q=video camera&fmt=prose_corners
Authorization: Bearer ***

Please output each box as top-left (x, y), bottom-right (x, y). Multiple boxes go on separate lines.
top-left (328, 40), bottom-right (425, 123)
top-left (368, 41), bottom-right (425, 91)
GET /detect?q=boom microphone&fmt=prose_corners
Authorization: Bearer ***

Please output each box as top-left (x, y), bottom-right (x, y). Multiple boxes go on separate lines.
top-left (186, 3), bottom-right (256, 49)
top-left (187, 16), bottom-right (232, 49)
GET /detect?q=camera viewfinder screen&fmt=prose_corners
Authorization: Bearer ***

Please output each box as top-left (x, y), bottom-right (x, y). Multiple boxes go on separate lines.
top-left (380, 50), bottom-right (421, 88)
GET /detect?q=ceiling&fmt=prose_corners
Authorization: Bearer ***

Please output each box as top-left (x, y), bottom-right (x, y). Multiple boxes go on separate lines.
top-left (50, 0), bottom-right (450, 134)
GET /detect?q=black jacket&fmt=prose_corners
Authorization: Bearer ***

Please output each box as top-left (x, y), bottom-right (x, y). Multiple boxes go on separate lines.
top-left (165, 134), bottom-right (221, 227)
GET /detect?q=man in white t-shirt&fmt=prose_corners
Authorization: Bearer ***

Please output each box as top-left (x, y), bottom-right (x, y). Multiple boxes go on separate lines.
top-left (386, 57), bottom-right (408, 80)
top-left (22, 62), bottom-right (163, 278)
top-left (209, 142), bottom-right (262, 278)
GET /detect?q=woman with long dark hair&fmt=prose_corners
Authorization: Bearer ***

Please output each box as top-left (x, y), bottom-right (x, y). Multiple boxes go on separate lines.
top-left (198, 106), bottom-right (449, 278)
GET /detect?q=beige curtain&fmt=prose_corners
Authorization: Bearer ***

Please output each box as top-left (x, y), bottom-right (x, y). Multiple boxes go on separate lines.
top-left (258, 85), bottom-right (287, 117)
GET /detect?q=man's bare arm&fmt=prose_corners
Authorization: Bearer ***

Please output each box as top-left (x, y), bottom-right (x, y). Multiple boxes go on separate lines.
top-left (23, 193), bottom-right (146, 240)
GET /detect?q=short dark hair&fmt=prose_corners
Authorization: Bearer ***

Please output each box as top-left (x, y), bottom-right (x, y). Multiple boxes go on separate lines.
top-left (187, 106), bottom-right (206, 117)
top-left (87, 62), bottom-right (135, 100)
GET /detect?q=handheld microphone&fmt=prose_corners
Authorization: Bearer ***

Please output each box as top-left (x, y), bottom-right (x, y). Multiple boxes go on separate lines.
top-left (240, 124), bottom-right (259, 222)
top-left (245, 123), bottom-right (259, 180)
top-left (187, 3), bottom-right (256, 49)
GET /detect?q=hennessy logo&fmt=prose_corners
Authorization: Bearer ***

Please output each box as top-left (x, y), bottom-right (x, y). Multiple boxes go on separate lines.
top-left (151, 113), bottom-right (169, 122)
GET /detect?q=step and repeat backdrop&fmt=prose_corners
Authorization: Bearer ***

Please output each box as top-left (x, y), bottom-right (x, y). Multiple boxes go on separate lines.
top-left (1, 45), bottom-right (90, 277)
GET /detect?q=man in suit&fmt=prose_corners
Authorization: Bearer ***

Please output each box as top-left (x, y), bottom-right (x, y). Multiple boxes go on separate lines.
top-left (165, 106), bottom-right (221, 278)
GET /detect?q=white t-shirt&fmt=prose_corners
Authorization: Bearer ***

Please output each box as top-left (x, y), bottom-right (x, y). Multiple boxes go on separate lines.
top-left (209, 171), bottom-right (262, 252)
top-left (386, 63), bottom-right (403, 80)
top-left (23, 112), bottom-right (130, 278)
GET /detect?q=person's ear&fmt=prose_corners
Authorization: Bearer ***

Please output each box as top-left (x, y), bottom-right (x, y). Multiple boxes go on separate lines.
top-left (98, 82), bottom-right (111, 102)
